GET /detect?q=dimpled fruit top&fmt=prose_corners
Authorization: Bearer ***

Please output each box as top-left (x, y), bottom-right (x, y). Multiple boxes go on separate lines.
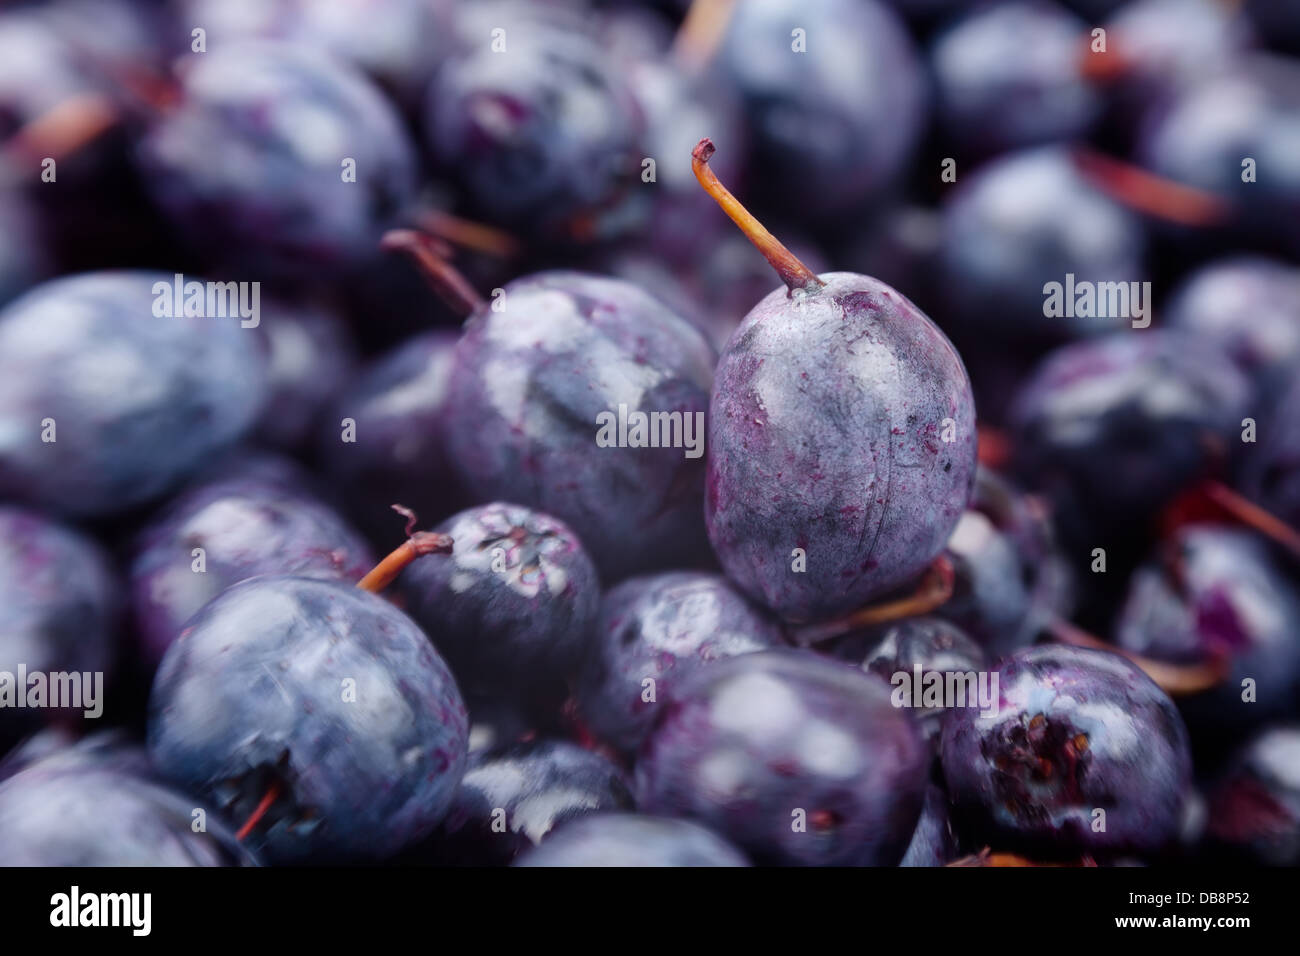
top-left (137, 41), bottom-right (417, 276)
top-left (513, 813), bottom-right (750, 867)
top-left (0, 766), bottom-right (256, 866)
top-left (147, 576), bottom-right (468, 864)
top-left (707, 273), bottom-right (976, 622)
top-left (941, 644), bottom-right (1193, 858)
top-left (636, 649), bottom-right (929, 866)
top-left (0, 272), bottom-right (267, 517)
top-left (444, 271), bottom-right (715, 581)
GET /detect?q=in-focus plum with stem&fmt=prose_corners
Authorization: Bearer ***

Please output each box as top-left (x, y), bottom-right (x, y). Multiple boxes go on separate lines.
top-left (941, 644), bottom-right (1193, 858)
top-left (636, 649), bottom-right (928, 867)
top-left (694, 140), bottom-right (976, 622)
top-left (575, 570), bottom-right (786, 755)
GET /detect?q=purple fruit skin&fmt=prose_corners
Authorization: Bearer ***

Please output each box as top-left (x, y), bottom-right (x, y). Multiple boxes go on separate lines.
top-left (1206, 725), bottom-right (1300, 865)
top-left (932, 1), bottom-right (1101, 155)
top-left (427, 740), bottom-right (634, 866)
top-left (514, 813), bottom-right (750, 867)
top-left (0, 729), bottom-right (150, 783)
top-left (1240, 375), bottom-right (1300, 525)
top-left (1115, 526), bottom-right (1300, 732)
top-left (706, 272), bottom-right (977, 622)
top-left (577, 571), bottom-right (787, 755)
top-left (0, 766), bottom-right (257, 866)
top-left (0, 508), bottom-right (118, 738)
top-left (1010, 330), bottom-right (1254, 535)
top-left (0, 273), bottom-right (267, 518)
top-left (1106, 0), bottom-right (1254, 101)
top-left (137, 41), bottom-right (417, 276)
top-left (445, 271), bottom-right (715, 581)
top-left (130, 471), bottom-right (374, 670)
top-left (398, 502), bottom-right (600, 704)
top-left (0, 189), bottom-right (49, 307)
top-left (147, 576), bottom-right (468, 863)
top-left (320, 330), bottom-right (464, 542)
top-left (941, 644), bottom-right (1193, 857)
top-left (635, 649), bottom-right (928, 866)
top-left (253, 300), bottom-right (357, 451)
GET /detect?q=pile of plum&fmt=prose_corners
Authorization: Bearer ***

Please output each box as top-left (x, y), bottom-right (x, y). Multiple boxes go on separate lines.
top-left (1, 0), bottom-right (1299, 867)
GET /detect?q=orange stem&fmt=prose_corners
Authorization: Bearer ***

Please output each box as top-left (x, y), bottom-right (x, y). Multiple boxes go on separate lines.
top-left (234, 781), bottom-right (281, 842)
top-left (381, 229), bottom-right (486, 319)
top-left (1072, 148), bottom-right (1232, 227)
top-left (357, 531), bottom-right (454, 594)
top-left (794, 556), bottom-right (956, 645)
top-left (1046, 616), bottom-right (1229, 696)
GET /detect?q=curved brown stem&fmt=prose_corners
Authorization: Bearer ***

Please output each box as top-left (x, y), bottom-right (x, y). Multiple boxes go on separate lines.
top-left (381, 229), bottom-right (487, 319)
top-left (672, 0), bottom-right (737, 73)
top-left (793, 556), bottom-right (956, 645)
top-left (1198, 480), bottom-right (1300, 558)
top-left (692, 138), bottom-right (824, 294)
top-left (0, 93), bottom-right (118, 183)
top-left (413, 209), bottom-right (521, 259)
top-left (1072, 148), bottom-right (1231, 227)
top-left (1046, 616), bottom-right (1230, 696)
top-left (357, 512), bottom-right (455, 594)
top-left (234, 780), bottom-right (281, 843)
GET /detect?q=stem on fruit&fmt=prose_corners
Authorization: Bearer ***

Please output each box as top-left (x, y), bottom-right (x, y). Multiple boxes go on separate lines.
top-left (792, 556), bottom-right (956, 645)
top-left (0, 93), bottom-right (118, 184)
top-left (234, 780), bottom-right (282, 842)
top-left (692, 138), bottom-right (825, 294)
top-left (413, 209), bottom-right (521, 259)
top-left (1046, 616), bottom-right (1230, 696)
top-left (381, 229), bottom-right (487, 319)
top-left (357, 508), bottom-right (454, 594)
top-left (1162, 479), bottom-right (1300, 559)
top-left (1077, 36), bottom-right (1134, 83)
top-left (1072, 148), bottom-right (1231, 227)
top-left (672, 0), bottom-right (737, 73)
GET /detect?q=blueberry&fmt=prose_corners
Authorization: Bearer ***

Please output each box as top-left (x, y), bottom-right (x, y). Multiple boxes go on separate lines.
top-left (129, 465), bottom-right (374, 670)
top-left (1114, 526), bottom-right (1300, 735)
top-left (1206, 725), bottom-right (1300, 865)
top-left (1105, 0), bottom-right (1255, 103)
top-left (137, 41), bottom-right (417, 277)
top-left (937, 147), bottom-right (1146, 344)
top-left (0, 765), bottom-right (256, 866)
top-left (425, 2), bottom-right (644, 239)
top-left (1010, 330), bottom-right (1254, 543)
top-left (513, 813), bottom-right (750, 867)
top-left (0, 507), bottom-right (118, 742)
top-left (445, 271), bottom-right (715, 580)
top-left (147, 575), bottom-right (468, 863)
top-left (713, 0), bottom-right (925, 216)
top-left (424, 739), bottom-right (634, 865)
top-left (576, 571), bottom-right (787, 755)
top-left (0, 272), bottom-right (267, 518)
top-left (931, 1), bottom-right (1100, 156)
top-left (397, 502), bottom-right (600, 711)
top-left (900, 785), bottom-right (960, 867)
top-left (319, 330), bottom-right (465, 543)
top-left (941, 644), bottom-right (1193, 858)
top-left (636, 649), bottom-right (928, 866)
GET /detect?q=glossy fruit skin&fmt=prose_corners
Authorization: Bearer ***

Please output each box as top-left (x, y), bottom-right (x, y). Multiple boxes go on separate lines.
top-left (513, 813), bottom-right (750, 867)
top-left (636, 649), bottom-right (928, 866)
top-left (175, 0), bottom-right (452, 101)
top-left (0, 766), bottom-right (256, 866)
top-left (900, 785), bottom-right (960, 867)
top-left (937, 148), bottom-right (1146, 344)
top-left (941, 644), bottom-right (1193, 858)
top-left (252, 300), bottom-right (356, 451)
top-left (319, 330), bottom-right (464, 543)
top-left (0, 272), bottom-right (267, 518)
top-left (398, 502), bottom-right (600, 710)
top-left (425, 3), bottom-right (644, 239)
top-left (1163, 257), bottom-right (1300, 400)
top-left (425, 740), bottom-right (633, 865)
top-left (713, 0), bottom-right (924, 216)
top-left (1139, 55), bottom-right (1300, 254)
top-left (137, 41), bottom-right (417, 277)
top-left (1115, 526), bottom-right (1300, 734)
top-left (0, 508), bottom-right (118, 741)
top-left (1010, 331), bottom-right (1254, 542)
top-left (576, 571), bottom-right (786, 755)
top-left (707, 272), bottom-right (977, 622)
top-left (147, 576), bottom-right (468, 864)
top-left (445, 271), bottom-right (715, 581)
top-left (932, 1), bottom-right (1100, 156)
top-left (1206, 726), bottom-right (1300, 865)
top-left (833, 617), bottom-right (986, 748)
top-left (129, 468), bottom-right (374, 671)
